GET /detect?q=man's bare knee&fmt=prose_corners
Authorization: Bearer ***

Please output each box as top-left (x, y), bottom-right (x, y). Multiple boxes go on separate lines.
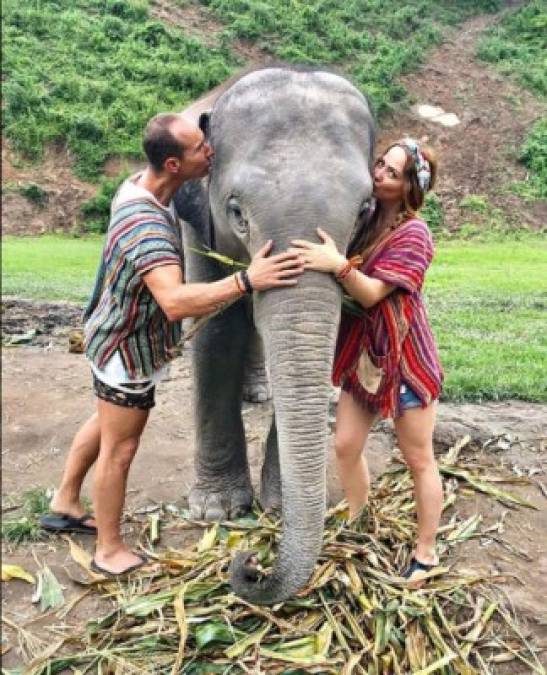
top-left (101, 437), bottom-right (140, 471)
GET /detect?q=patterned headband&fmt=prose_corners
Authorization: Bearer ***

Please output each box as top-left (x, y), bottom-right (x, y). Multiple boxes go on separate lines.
top-left (399, 138), bottom-right (431, 192)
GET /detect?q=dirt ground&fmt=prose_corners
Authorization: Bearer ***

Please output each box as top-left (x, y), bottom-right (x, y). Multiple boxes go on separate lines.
top-left (2, 301), bottom-right (547, 670)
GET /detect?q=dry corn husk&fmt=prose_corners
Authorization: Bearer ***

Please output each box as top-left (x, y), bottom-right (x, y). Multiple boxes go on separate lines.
top-left (26, 440), bottom-right (545, 674)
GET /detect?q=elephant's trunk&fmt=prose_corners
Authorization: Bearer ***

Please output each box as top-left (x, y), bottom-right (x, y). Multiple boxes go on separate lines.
top-left (230, 274), bottom-right (341, 604)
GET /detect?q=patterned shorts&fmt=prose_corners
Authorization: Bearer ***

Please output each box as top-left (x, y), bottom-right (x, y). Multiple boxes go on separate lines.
top-left (92, 373), bottom-right (156, 410)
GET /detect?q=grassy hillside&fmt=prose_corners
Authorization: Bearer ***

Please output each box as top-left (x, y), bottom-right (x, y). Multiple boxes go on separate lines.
top-left (3, 234), bottom-right (546, 403)
top-left (3, 0), bottom-right (501, 180)
top-left (477, 0), bottom-right (547, 201)
top-left (2, 0), bottom-right (235, 179)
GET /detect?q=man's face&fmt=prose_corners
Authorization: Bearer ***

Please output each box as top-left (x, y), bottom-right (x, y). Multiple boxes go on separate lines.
top-left (167, 118), bottom-right (214, 180)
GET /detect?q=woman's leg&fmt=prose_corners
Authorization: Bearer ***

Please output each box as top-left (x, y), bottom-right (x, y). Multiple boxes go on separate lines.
top-left (50, 413), bottom-right (100, 525)
top-left (394, 403), bottom-right (442, 564)
top-left (334, 391), bottom-right (377, 519)
top-left (93, 399), bottom-right (149, 573)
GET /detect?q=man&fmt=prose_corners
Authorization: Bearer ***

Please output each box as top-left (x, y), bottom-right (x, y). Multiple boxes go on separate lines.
top-left (41, 113), bottom-right (303, 576)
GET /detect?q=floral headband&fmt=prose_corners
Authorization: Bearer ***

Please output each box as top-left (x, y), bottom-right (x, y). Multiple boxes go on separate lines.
top-left (399, 138), bottom-right (431, 192)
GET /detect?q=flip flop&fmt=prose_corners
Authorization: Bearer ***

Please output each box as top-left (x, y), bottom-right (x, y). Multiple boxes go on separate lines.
top-left (90, 554), bottom-right (150, 579)
top-left (402, 557), bottom-right (438, 586)
top-left (40, 513), bottom-right (97, 535)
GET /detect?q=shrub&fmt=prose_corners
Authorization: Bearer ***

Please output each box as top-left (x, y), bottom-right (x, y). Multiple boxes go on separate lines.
top-left (19, 183), bottom-right (49, 207)
top-left (420, 192), bottom-right (444, 233)
top-left (3, 0), bottom-right (235, 179)
top-left (477, 1), bottom-right (547, 98)
top-left (81, 173), bottom-right (129, 232)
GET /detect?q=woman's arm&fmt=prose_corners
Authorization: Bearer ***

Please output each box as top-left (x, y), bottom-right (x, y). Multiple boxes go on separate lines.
top-left (291, 228), bottom-right (394, 309)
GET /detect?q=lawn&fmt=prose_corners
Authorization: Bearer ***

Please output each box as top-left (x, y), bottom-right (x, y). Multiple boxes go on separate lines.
top-left (1, 235), bottom-right (103, 303)
top-left (2, 234), bottom-right (545, 403)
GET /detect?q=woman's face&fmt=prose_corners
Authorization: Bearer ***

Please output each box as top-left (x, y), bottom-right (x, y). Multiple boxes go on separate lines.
top-left (373, 145), bottom-right (407, 205)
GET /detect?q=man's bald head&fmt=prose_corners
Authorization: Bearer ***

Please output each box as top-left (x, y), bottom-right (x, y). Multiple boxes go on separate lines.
top-left (143, 113), bottom-right (198, 173)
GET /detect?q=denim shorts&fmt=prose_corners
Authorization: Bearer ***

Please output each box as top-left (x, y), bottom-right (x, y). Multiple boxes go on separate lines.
top-left (399, 382), bottom-right (423, 411)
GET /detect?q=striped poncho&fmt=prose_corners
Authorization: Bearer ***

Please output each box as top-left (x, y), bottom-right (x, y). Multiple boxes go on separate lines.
top-left (84, 177), bottom-right (183, 379)
top-left (333, 219), bottom-right (443, 418)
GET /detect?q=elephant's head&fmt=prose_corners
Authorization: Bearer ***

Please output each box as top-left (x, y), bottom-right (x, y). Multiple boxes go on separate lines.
top-left (204, 67), bottom-right (374, 604)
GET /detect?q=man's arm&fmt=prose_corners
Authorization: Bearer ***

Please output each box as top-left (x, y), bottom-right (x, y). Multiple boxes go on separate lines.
top-left (143, 241), bottom-right (304, 321)
top-left (143, 264), bottom-right (243, 321)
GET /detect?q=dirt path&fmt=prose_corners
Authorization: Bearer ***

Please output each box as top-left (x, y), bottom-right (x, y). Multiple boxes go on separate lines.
top-left (377, 10), bottom-right (546, 232)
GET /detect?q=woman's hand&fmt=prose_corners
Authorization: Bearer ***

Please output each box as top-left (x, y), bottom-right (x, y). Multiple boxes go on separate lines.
top-left (247, 240), bottom-right (305, 291)
top-left (290, 228), bottom-right (347, 274)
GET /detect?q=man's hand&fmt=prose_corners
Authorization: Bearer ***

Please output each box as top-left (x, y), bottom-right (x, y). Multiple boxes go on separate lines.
top-left (290, 228), bottom-right (347, 274)
top-left (247, 240), bottom-right (304, 291)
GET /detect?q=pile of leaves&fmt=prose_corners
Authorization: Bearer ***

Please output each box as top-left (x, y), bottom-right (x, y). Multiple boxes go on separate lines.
top-left (14, 438), bottom-right (544, 674)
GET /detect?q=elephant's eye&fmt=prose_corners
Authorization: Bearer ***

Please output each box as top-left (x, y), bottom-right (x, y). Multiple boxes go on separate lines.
top-left (227, 196), bottom-right (248, 234)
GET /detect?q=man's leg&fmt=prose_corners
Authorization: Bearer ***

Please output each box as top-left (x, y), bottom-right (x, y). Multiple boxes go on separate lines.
top-left (93, 399), bottom-right (149, 574)
top-left (49, 413), bottom-right (100, 526)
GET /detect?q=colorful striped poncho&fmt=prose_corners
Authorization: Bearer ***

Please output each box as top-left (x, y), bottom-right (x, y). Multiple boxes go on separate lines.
top-left (84, 177), bottom-right (183, 379)
top-left (333, 219), bottom-right (443, 418)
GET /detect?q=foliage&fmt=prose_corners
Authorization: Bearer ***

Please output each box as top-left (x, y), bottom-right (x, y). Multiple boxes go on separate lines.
top-left (31, 451), bottom-right (542, 672)
top-left (19, 183), bottom-right (49, 207)
top-left (2, 0), bottom-right (236, 179)
top-left (512, 116), bottom-right (547, 201)
top-left (2, 488), bottom-right (52, 544)
top-left (81, 173), bottom-right (130, 232)
top-left (477, 0), bottom-right (547, 99)
top-left (201, 0), bottom-right (501, 117)
top-left (419, 191), bottom-right (444, 233)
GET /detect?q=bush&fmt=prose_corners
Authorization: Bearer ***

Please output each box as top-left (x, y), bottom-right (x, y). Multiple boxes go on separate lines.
top-left (420, 192), bottom-right (444, 233)
top-left (19, 183), bottom-right (49, 207)
top-left (3, 0), bottom-right (236, 179)
top-left (477, 1), bottom-right (547, 98)
top-left (81, 173), bottom-right (129, 232)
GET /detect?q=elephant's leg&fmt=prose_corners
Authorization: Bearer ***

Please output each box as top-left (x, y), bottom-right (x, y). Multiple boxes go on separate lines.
top-left (259, 416), bottom-right (282, 512)
top-left (242, 328), bottom-right (271, 403)
top-left (190, 298), bottom-right (254, 521)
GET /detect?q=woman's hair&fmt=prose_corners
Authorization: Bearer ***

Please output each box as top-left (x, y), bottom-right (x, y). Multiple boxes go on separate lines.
top-left (349, 139), bottom-right (438, 259)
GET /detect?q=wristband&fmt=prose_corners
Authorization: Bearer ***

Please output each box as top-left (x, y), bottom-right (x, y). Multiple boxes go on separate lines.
top-left (240, 270), bottom-right (254, 294)
top-left (234, 272), bottom-right (245, 295)
top-left (335, 260), bottom-right (353, 282)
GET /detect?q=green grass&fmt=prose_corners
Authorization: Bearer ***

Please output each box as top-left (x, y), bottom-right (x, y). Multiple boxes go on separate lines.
top-left (477, 0), bottom-right (546, 99)
top-left (477, 1), bottom-right (547, 202)
top-left (2, 0), bottom-right (236, 179)
top-left (2, 234), bottom-right (545, 403)
top-left (2, 0), bottom-right (503, 182)
top-left (201, 0), bottom-right (501, 117)
top-left (426, 238), bottom-right (546, 403)
top-left (2, 487), bottom-right (52, 544)
top-left (2, 235), bottom-right (103, 302)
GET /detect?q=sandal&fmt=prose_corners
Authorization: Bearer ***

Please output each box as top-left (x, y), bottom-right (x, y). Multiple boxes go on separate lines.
top-left (90, 553), bottom-right (151, 578)
top-left (402, 557), bottom-right (438, 586)
top-left (40, 513), bottom-right (97, 535)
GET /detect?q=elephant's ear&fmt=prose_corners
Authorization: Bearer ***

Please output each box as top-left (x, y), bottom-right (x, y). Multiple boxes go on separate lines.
top-left (199, 111), bottom-right (211, 139)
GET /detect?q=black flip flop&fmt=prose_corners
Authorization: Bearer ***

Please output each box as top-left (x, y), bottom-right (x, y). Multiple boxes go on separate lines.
top-left (90, 554), bottom-right (149, 578)
top-left (402, 556), bottom-right (437, 583)
top-left (40, 513), bottom-right (97, 535)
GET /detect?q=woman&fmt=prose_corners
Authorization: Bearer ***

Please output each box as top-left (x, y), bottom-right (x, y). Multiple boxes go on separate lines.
top-left (291, 138), bottom-right (443, 583)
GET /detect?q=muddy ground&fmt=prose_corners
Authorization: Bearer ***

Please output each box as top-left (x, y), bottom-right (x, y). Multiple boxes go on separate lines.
top-left (1, 300), bottom-right (547, 670)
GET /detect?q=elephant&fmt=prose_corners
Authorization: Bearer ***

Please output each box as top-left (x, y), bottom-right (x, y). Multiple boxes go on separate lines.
top-left (175, 65), bottom-right (375, 605)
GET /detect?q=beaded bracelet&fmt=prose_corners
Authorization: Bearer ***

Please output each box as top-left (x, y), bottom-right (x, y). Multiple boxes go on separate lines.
top-left (335, 260), bottom-right (354, 282)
